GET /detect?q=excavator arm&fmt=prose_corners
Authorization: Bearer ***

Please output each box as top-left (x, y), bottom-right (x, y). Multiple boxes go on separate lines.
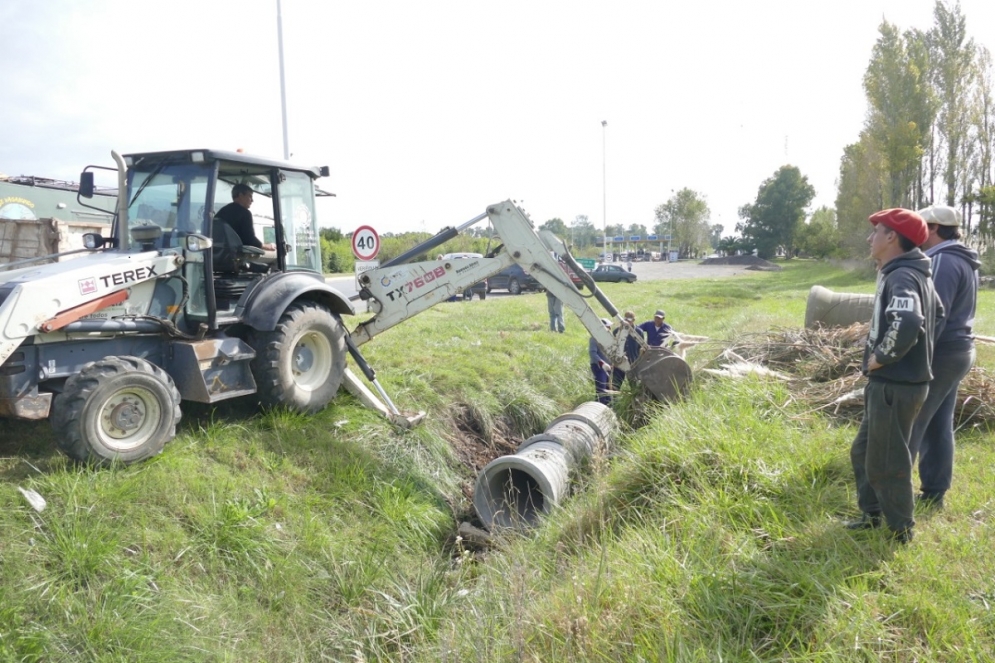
top-left (341, 200), bottom-right (689, 425)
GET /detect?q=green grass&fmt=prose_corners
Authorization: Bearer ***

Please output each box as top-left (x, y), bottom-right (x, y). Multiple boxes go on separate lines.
top-left (2, 261), bottom-right (995, 661)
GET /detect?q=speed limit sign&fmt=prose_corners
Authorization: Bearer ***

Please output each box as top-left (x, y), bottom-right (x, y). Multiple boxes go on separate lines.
top-left (351, 225), bottom-right (380, 260)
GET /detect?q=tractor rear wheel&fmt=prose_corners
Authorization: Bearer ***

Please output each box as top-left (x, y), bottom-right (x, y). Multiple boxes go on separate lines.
top-left (250, 302), bottom-right (347, 413)
top-left (51, 356), bottom-right (181, 465)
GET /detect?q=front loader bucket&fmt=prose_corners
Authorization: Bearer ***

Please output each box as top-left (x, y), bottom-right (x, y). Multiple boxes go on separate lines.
top-left (629, 347), bottom-right (692, 403)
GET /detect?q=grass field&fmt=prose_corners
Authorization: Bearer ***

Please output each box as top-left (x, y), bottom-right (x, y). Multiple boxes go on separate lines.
top-left (2, 261), bottom-right (994, 661)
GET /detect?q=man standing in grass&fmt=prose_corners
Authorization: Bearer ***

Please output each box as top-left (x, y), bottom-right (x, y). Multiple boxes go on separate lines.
top-left (908, 205), bottom-right (979, 509)
top-left (848, 208), bottom-right (942, 544)
top-left (546, 290), bottom-right (565, 333)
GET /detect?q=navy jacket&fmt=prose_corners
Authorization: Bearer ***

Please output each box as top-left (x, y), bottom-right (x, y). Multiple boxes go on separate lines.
top-left (925, 240), bottom-right (979, 353)
top-left (864, 249), bottom-right (943, 384)
top-left (637, 320), bottom-right (672, 347)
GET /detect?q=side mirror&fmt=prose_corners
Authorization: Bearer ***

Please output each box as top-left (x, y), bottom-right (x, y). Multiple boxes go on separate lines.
top-left (319, 166), bottom-right (330, 177)
top-left (185, 234), bottom-right (213, 252)
top-left (82, 233), bottom-right (105, 249)
top-left (79, 172), bottom-right (95, 198)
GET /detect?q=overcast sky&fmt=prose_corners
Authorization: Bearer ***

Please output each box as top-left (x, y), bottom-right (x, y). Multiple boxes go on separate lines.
top-left (2, 0), bottom-right (992, 238)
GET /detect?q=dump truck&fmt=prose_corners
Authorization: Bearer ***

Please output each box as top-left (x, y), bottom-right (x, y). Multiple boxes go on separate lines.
top-left (0, 148), bottom-right (687, 465)
top-left (1, 175), bottom-right (117, 267)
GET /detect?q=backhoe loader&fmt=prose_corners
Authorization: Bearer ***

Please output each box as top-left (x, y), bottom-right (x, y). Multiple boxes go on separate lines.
top-left (0, 149), bottom-right (688, 464)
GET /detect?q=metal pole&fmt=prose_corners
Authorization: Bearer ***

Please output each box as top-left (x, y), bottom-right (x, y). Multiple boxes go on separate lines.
top-left (277, 0), bottom-right (290, 160)
top-left (602, 120), bottom-right (607, 262)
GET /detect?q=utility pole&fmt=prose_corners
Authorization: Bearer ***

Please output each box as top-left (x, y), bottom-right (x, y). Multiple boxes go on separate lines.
top-left (602, 120), bottom-right (608, 262)
top-left (277, 0), bottom-right (290, 160)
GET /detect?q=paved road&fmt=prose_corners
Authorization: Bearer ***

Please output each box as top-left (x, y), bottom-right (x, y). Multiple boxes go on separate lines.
top-left (326, 260), bottom-right (750, 297)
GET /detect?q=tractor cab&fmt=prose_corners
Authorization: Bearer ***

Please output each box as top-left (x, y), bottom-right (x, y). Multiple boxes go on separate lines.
top-left (80, 149), bottom-right (330, 331)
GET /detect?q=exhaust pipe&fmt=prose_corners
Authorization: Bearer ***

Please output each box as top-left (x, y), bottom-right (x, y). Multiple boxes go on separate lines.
top-left (473, 401), bottom-right (618, 530)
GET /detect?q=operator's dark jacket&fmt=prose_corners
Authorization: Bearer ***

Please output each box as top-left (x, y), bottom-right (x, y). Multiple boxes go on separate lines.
top-left (863, 249), bottom-right (943, 383)
top-left (215, 202), bottom-right (262, 249)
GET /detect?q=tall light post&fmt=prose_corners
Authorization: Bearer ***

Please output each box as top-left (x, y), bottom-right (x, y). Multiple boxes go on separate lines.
top-left (277, 0), bottom-right (290, 160)
top-left (601, 120), bottom-right (608, 262)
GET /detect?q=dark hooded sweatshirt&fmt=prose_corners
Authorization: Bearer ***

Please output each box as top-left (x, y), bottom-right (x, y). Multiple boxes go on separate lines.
top-left (925, 240), bottom-right (979, 353)
top-left (863, 249), bottom-right (943, 384)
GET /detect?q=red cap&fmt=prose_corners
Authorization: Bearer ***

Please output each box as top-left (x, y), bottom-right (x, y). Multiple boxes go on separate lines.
top-left (868, 208), bottom-right (928, 247)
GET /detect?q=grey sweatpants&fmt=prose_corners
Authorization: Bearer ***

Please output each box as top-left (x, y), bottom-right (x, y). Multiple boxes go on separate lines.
top-left (850, 380), bottom-right (928, 532)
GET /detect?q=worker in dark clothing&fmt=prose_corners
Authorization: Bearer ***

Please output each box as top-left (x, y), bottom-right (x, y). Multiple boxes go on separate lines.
top-left (908, 205), bottom-right (979, 509)
top-left (612, 310), bottom-right (644, 387)
top-left (637, 309), bottom-right (673, 347)
top-left (546, 291), bottom-right (565, 333)
top-left (589, 318), bottom-right (613, 404)
top-left (847, 208), bottom-right (943, 544)
top-left (214, 184), bottom-right (275, 250)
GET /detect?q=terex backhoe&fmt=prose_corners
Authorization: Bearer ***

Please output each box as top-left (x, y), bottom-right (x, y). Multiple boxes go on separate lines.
top-left (0, 149), bottom-right (688, 465)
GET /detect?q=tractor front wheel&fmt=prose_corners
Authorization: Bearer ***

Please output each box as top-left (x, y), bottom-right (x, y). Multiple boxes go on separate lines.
top-left (51, 356), bottom-right (181, 465)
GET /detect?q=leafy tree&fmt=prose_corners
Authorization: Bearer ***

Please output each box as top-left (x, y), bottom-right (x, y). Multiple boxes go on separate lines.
top-left (864, 20), bottom-right (931, 207)
top-left (835, 133), bottom-right (887, 258)
top-left (737, 165), bottom-right (815, 259)
top-left (654, 188), bottom-right (711, 259)
top-left (930, 1), bottom-right (977, 207)
top-left (796, 206), bottom-right (844, 259)
top-left (539, 217), bottom-right (568, 238)
top-left (569, 214), bottom-right (599, 250)
top-left (319, 226), bottom-right (343, 242)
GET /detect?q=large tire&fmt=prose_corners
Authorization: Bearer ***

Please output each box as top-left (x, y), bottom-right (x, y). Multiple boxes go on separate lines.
top-left (250, 302), bottom-right (347, 413)
top-left (508, 278), bottom-right (521, 295)
top-left (51, 356), bottom-right (181, 465)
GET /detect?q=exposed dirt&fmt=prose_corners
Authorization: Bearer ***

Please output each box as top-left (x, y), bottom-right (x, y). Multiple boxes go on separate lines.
top-left (699, 255), bottom-right (782, 271)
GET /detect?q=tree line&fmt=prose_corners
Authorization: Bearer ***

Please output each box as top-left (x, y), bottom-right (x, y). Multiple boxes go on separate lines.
top-left (318, 1), bottom-right (991, 269)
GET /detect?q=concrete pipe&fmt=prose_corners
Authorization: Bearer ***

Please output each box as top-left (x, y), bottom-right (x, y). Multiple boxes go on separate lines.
top-left (805, 285), bottom-right (874, 330)
top-left (473, 401), bottom-right (618, 530)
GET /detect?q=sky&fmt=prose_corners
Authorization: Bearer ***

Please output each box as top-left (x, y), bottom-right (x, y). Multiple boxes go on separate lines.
top-left (2, 0), bottom-right (993, 239)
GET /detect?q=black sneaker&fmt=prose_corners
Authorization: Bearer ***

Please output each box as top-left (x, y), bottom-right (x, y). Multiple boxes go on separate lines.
top-left (844, 513), bottom-right (883, 530)
top-left (916, 492), bottom-right (944, 509)
top-left (891, 527), bottom-right (914, 544)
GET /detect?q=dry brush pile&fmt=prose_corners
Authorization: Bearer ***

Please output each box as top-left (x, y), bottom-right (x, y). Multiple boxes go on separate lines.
top-left (703, 324), bottom-right (995, 428)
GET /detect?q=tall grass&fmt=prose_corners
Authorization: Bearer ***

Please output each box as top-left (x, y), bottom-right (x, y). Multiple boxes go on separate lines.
top-left (2, 261), bottom-right (993, 661)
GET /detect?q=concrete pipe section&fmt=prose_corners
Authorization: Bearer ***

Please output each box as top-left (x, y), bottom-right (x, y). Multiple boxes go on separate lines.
top-left (805, 285), bottom-right (874, 330)
top-left (473, 401), bottom-right (618, 531)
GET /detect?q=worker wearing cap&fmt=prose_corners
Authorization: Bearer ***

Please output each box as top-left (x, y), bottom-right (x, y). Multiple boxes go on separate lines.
top-left (637, 310), bottom-right (673, 347)
top-left (848, 208), bottom-right (943, 543)
top-left (612, 310), bottom-right (645, 387)
top-left (907, 205), bottom-right (979, 509)
top-left (589, 318), bottom-right (613, 404)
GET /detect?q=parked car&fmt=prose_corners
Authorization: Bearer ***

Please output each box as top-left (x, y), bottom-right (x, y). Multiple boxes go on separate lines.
top-left (487, 264), bottom-right (541, 295)
top-left (590, 263), bottom-right (637, 283)
top-left (559, 260), bottom-right (585, 289)
top-left (440, 252), bottom-right (487, 301)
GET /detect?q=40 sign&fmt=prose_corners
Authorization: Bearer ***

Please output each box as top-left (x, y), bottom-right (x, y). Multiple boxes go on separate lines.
top-left (351, 225), bottom-right (380, 261)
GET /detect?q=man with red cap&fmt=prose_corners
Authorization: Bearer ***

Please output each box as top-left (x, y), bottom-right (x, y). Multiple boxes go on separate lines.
top-left (847, 208), bottom-right (943, 543)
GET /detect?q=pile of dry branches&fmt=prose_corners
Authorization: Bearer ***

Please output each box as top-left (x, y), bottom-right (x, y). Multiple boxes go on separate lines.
top-left (706, 324), bottom-right (995, 428)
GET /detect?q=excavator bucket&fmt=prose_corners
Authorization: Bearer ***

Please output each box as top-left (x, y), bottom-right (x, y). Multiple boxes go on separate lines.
top-left (628, 347), bottom-right (693, 403)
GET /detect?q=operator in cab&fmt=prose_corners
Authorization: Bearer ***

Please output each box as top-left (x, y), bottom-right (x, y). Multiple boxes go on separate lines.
top-left (214, 184), bottom-right (276, 251)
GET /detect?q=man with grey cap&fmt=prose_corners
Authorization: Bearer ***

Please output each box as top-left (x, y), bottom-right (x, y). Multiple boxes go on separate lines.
top-left (637, 310), bottom-right (673, 347)
top-left (908, 205), bottom-right (979, 509)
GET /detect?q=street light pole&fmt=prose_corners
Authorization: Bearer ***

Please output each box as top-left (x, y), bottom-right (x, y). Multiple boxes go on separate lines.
top-left (277, 0), bottom-right (290, 160)
top-left (602, 120), bottom-right (608, 262)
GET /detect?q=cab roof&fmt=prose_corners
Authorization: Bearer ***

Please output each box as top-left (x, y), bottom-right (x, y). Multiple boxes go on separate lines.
top-left (123, 149), bottom-right (327, 180)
